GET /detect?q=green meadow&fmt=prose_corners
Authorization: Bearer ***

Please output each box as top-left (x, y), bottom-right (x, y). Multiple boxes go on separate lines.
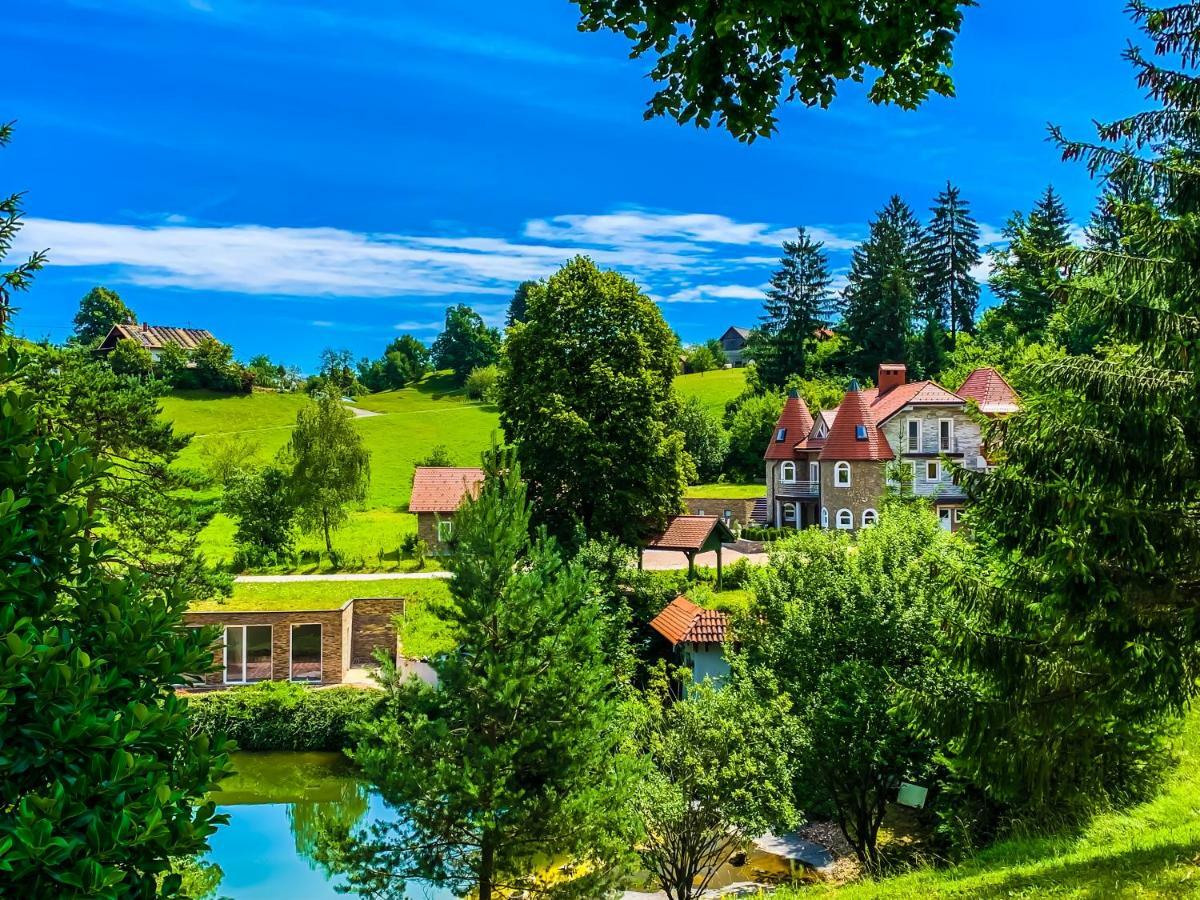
top-left (162, 368), bottom-right (748, 573)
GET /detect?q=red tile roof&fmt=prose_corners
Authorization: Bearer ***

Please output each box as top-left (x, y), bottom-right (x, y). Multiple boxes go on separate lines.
top-left (408, 467), bottom-right (484, 513)
top-left (764, 391), bottom-right (815, 460)
top-left (819, 382), bottom-right (895, 461)
top-left (957, 367), bottom-right (1020, 414)
top-left (649, 595), bottom-right (730, 646)
top-left (645, 515), bottom-right (734, 551)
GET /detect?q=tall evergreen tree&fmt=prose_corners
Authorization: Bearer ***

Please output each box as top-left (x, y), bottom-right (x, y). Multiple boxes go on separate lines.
top-left (841, 195), bottom-right (925, 377)
top-left (923, 181), bottom-right (982, 340)
top-left (922, 3), bottom-right (1200, 812)
top-left (0, 122), bottom-right (45, 327)
top-left (989, 186), bottom-right (1073, 340)
top-left (752, 227), bottom-right (835, 387)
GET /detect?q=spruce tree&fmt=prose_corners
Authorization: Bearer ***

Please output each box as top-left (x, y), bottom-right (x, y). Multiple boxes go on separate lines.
top-left (753, 227), bottom-right (835, 387)
top-left (923, 181), bottom-right (982, 340)
top-left (989, 186), bottom-right (1073, 340)
top-left (922, 2), bottom-right (1200, 812)
top-left (841, 195), bottom-right (925, 377)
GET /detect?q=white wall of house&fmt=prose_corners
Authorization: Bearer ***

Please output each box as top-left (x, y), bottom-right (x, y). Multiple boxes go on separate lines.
top-left (686, 645), bottom-right (730, 686)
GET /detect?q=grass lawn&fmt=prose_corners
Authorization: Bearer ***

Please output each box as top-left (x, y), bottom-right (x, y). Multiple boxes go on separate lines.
top-left (685, 482), bottom-right (765, 499)
top-left (191, 579), bottom-right (456, 659)
top-left (674, 367), bottom-right (747, 417)
top-left (779, 708), bottom-right (1200, 898)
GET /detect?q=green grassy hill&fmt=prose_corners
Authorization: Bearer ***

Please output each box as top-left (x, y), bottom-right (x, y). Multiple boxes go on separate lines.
top-left (161, 368), bottom-right (747, 573)
top-left (780, 708), bottom-right (1200, 899)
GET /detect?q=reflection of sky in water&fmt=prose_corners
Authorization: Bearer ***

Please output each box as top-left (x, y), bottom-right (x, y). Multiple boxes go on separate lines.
top-left (206, 792), bottom-right (457, 899)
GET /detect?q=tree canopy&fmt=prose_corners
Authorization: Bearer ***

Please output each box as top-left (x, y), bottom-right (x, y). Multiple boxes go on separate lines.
top-left (571, 1), bottom-right (973, 141)
top-left (72, 285), bottom-right (136, 346)
top-left (432, 304), bottom-right (502, 383)
top-left (752, 227), bottom-right (835, 386)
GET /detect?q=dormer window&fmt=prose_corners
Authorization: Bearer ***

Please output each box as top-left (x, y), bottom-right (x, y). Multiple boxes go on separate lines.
top-left (855, 425), bottom-right (868, 441)
top-left (775, 428), bottom-right (787, 442)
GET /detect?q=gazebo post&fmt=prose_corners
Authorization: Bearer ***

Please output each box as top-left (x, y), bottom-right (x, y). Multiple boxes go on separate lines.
top-left (638, 549), bottom-right (644, 571)
top-left (687, 550), bottom-right (695, 580)
top-left (716, 543), bottom-right (723, 591)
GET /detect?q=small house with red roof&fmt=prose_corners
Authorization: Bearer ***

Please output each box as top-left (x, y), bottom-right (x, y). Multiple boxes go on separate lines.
top-left (763, 363), bottom-right (1018, 533)
top-left (649, 595), bottom-right (732, 686)
top-left (408, 466), bottom-right (485, 553)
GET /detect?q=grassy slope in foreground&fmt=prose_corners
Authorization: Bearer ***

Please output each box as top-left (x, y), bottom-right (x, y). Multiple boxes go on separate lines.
top-left (190, 579), bottom-right (455, 659)
top-left (782, 708), bottom-right (1200, 899)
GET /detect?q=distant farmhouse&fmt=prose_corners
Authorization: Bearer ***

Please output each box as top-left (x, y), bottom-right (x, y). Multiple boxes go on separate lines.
top-left (409, 466), bottom-right (485, 554)
top-left (718, 326), bottom-right (751, 365)
top-left (96, 322), bottom-right (217, 357)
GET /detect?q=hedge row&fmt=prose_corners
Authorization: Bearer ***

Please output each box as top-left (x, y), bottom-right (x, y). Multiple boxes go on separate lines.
top-left (186, 682), bottom-right (385, 752)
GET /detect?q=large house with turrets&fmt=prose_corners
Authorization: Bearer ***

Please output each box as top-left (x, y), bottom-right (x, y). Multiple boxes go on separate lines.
top-left (761, 362), bottom-right (1018, 533)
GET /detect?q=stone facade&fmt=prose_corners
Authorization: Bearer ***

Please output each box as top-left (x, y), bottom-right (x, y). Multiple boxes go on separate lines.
top-left (417, 511), bottom-right (456, 554)
top-left (184, 596), bottom-right (405, 688)
top-left (820, 459), bottom-right (887, 532)
top-left (685, 497), bottom-right (759, 528)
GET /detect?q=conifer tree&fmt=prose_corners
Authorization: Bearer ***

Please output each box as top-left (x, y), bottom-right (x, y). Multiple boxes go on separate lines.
top-left (841, 196), bottom-right (925, 377)
top-left (923, 181), bottom-right (982, 340)
top-left (988, 186), bottom-right (1073, 340)
top-left (752, 227), bottom-right (835, 387)
top-left (922, 2), bottom-right (1200, 811)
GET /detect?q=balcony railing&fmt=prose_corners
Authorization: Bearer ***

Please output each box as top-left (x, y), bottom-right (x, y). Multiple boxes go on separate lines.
top-left (774, 477), bottom-right (819, 497)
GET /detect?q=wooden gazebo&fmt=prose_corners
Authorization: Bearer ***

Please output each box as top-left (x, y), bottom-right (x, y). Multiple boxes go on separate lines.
top-left (640, 515), bottom-right (737, 588)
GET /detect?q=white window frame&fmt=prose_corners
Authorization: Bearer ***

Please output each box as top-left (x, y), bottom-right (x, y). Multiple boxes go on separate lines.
top-left (939, 419), bottom-right (955, 453)
top-left (224, 624), bottom-right (273, 685)
top-left (834, 461), bottom-right (851, 487)
top-left (926, 460), bottom-right (941, 482)
top-left (861, 508), bottom-right (878, 528)
top-left (289, 622), bottom-right (323, 684)
top-left (953, 508), bottom-right (963, 524)
top-left (437, 519), bottom-right (454, 543)
top-left (809, 461), bottom-right (819, 484)
top-left (780, 461), bottom-right (796, 483)
top-left (835, 508), bottom-right (854, 530)
top-left (906, 418), bottom-right (921, 453)
top-left (821, 507), bottom-right (829, 528)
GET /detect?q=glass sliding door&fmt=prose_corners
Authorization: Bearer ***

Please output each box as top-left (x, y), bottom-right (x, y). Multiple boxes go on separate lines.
top-left (225, 624), bottom-right (273, 683)
top-left (290, 623), bottom-right (322, 683)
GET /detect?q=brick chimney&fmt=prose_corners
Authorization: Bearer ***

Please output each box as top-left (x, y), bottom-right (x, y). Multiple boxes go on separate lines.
top-left (877, 362), bottom-right (907, 396)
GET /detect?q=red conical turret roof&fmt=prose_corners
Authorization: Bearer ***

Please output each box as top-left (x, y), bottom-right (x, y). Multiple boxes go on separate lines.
top-left (819, 380), bottom-right (894, 461)
top-left (763, 389), bottom-right (815, 460)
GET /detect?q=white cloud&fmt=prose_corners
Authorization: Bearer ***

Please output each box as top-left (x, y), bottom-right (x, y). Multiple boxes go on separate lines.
top-left (658, 283), bottom-right (767, 304)
top-left (311, 319), bottom-right (334, 327)
top-left (393, 320), bottom-right (443, 332)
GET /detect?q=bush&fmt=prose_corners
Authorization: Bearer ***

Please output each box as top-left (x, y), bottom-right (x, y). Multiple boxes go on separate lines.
top-left (741, 525), bottom-right (794, 542)
top-left (187, 682), bottom-right (385, 751)
top-left (415, 444), bottom-right (455, 467)
top-left (464, 363), bottom-right (501, 401)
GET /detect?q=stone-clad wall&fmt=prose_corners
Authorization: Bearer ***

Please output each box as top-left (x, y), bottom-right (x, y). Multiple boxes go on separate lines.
top-left (684, 497), bottom-right (759, 527)
top-left (350, 598), bottom-right (405, 665)
top-left (820, 459), bottom-right (887, 531)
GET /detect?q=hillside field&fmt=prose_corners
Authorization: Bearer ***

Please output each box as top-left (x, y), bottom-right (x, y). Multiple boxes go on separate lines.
top-left (162, 368), bottom-right (748, 574)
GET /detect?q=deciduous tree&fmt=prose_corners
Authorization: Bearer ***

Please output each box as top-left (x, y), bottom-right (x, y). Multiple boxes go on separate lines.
top-left (677, 395), bottom-right (728, 482)
top-left (500, 256), bottom-right (689, 546)
top-left (432, 304), bottom-right (501, 383)
top-left (320, 453), bottom-right (639, 899)
top-left (72, 285), bottom-right (136, 346)
top-left (225, 464), bottom-right (297, 567)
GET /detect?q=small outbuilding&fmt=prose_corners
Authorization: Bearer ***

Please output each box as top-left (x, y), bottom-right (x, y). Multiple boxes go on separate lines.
top-left (641, 514), bottom-right (737, 586)
top-left (408, 466), bottom-right (485, 554)
top-left (649, 595), bottom-right (732, 686)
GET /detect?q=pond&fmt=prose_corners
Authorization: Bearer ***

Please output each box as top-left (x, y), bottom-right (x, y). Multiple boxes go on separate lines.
top-left (201, 751), bottom-right (802, 898)
top-left (201, 751), bottom-right (456, 899)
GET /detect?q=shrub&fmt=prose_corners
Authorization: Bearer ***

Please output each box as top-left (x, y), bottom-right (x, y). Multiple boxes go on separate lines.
top-left (415, 445), bottom-right (455, 468)
top-left (741, 525), bottom-right (793, 542)
top-left (464, 363), bottom-right (501, 401)
top-left (413, 538), bottom-right (428, 570)
top-left (186, 682), bottom-right (385, 751)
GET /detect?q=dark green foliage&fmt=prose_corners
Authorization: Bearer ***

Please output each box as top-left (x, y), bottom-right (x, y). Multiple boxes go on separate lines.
top-left (677, 395), bottom-right (728, 482)
top-left (23, 344), bottom-right (230, 601)
top-left (224, 464), bottom-right (297, 568)
top-left (505, 279), bottom-right (536, 327)
top-left (414, 444), bottom-right (455, 467)
top-left (988, 186), bottom-right (1073, 341)
top-left (499, 257), bottom-right (690, 546)
top-left (246, 353), bottom-right (301, 392)
top-left (108, 336), bottom-right (155, 378)
top-left (841, 195), bottom-right (926, 377)
top-left (0, 346), bottom-right (231, 895)
top-left (752, 227), bottom-right (835, 386)
top-left (432, 304), bottom-right (501, 383)
top-left (741, 503), bottom-right (956, 872)
top-left (0, 122), bottom-right (46, 327)
top-left (572, 0), bottom-right (971, 141)
top-left (156, 337), bottom-right (252, 394)
top-left (723, 391), bottom-right (782, 479)
top-left (314, 348), bottom-right (362, 397)
top-left (281, 393), bottom-right (370, 556)
top-left (320, 452), bottom-right (639, 899)
top-left (72, 285), bottom-right (136, 346)
top-left (187, 682), bottom-right (384, 752)
top-left (923, 3), bottom-right (1200, 817)
top-left (738, 525), bottom-right (794, 542)
top-left (357, 334), bottom-right (431, 392)
top-left (923, 182), bottom-right (982, 340)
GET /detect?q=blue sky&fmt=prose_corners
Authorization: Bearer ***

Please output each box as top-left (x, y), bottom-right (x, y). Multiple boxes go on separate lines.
top-left (9, 0), bottom-right (1147, 369)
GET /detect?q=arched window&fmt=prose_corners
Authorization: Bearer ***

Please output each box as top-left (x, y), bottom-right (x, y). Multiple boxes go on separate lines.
top-left (780, 461), bottom-right (796, 483)
top-left (782, 502), bottom-right (798, 523)
top-left (834, 461), bottom-right (851, 487)
top-left (861, 508), bottom-right (878, 528)
top-left (836, 509), bottom-right (853, 530)
top-left (821, 507), bottom-right (829, 528)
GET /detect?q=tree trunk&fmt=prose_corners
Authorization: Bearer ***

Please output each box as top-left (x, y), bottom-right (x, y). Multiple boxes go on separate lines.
top-left (479, 835), bottom-right (495, 900)
top-left (322, 508), bottom-right (333, 555)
